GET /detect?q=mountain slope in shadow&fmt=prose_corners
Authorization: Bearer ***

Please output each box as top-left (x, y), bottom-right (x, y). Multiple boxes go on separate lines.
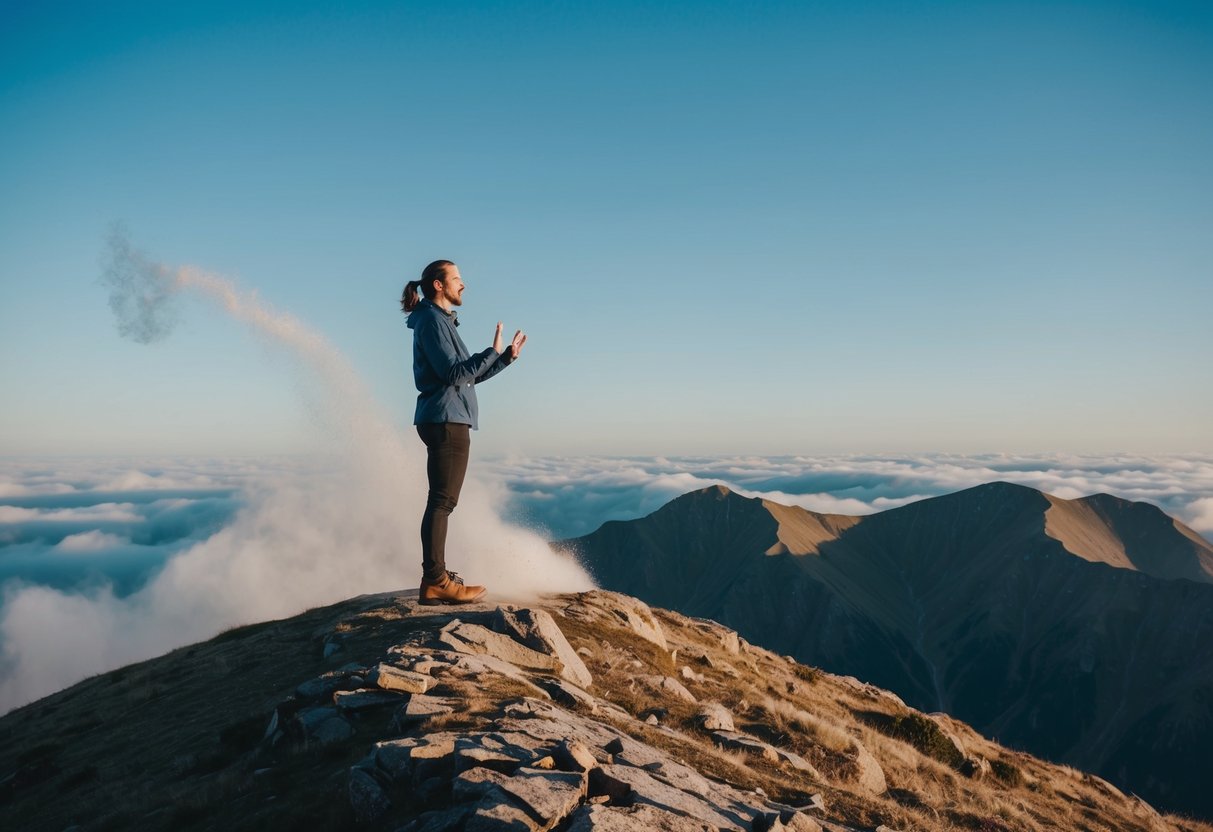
top-left (559, 481), bottom-right (1213, 818)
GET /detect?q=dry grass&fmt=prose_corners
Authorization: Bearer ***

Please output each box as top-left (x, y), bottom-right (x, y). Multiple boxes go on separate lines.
top-left (761, 696), bottom-right (853, 753)
top-left (2, 590), bottom-right (1206, 832)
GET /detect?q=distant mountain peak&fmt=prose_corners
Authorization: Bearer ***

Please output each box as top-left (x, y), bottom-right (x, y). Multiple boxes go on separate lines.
top-left (566, 480), bottom-right (1213, 819)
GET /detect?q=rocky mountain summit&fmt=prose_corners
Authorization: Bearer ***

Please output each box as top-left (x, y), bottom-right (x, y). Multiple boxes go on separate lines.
top-left (3, 589), bottom-right (1209, 832)
top-left (561, 483), bottom-right (1213, 819)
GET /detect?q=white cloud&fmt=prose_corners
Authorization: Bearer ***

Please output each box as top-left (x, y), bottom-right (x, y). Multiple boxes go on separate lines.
top-left (0, 504), bottom-right (142, 524)
top-left (1188, 498), bottom-right (1213, 533)
top-left (54, 531), bottom-right (130, 552)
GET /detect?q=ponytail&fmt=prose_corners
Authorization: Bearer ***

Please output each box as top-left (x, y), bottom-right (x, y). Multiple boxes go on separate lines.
top-left (401, 280), bottom-right (423, 313)
top-left (400, 259), bottom-right (455, 313)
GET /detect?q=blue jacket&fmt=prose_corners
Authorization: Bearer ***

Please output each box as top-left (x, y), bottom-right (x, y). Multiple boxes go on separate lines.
top-left (407, 298), bottom-right (514, 429)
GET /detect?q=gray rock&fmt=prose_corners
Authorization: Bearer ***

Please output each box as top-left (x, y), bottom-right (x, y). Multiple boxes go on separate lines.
top-left (442, 622), bottom-right (562, 672)
top-left (849, 740), bottom-right (886, 795)
top-left (296, 665), bottom-right (365, 701)
top-left (333, 687), bottom-right (406, 711)
top-left (369, 663), bottom-right (433, 694)
top-left (636, 675), bottom-right (696, 704)
top-left (554, 739), bottom-right (598, 773)
top-left (455, 732), bottom-right (546, 775)
top-left (770, 747), bottom-right (820, 776)
top-left (567, 592), bottom-right (668, 650)
top-left (293, 706), bottom-right (354, 746)
top-left (597, 764), bottom-right (749, 830)
top-left (348, 767), bottom-right (390, 823)
top-left (373, 734), bottom-right (457, 782)
top-left (454, 765), bottom-right (515, 802)
top-left (495, 607), bottom-right (594, 689)
top-left (710, 731), bottom-right (778, 763)
top-left (455, 765), bottom-right (584, 830)
top-left (540, 678), bottom-right (599, 714)
top-left (709, 732), bottom-right (820, 777)
top-left (697, 703), bottom-right (735, 732)
top-left (679, 666), bottom-right (705, 684)
top-left (567, 804), bottom-right (716, 832)
top-left (721, 631), bottom-right (740, 655)
top-left (465, 794), bottom-right (540, 832)
top-left (752, 809), bottom-right (822, 832)
top-left (393, 694), bottom-right (457, 727)
top-left (449, 653), bottom-right (554, 699)
top-left (495, 768), bottom-right (588, 828)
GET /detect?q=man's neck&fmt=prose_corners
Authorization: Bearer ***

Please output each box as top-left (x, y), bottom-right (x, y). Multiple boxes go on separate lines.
top-left (431, 296), bottom-right (454, 313)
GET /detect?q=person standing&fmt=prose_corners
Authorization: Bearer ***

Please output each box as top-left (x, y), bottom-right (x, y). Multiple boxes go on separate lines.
top-left (402, 260), bottom-right (526, 605)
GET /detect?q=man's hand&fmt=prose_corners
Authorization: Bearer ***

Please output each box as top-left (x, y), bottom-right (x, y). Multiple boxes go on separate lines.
top-left (510, 330), bottom-right (527, 359)
top-left (493, 322), bottom-right (504, 354)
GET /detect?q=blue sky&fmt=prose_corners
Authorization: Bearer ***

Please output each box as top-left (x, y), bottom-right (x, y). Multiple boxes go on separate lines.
top-left (2, 0), bottom-right (1211, 456)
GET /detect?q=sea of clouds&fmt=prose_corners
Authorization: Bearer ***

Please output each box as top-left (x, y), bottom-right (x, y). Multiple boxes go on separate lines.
top-left (4, 453), bottom-right (1211, 716)
top-left (482, 452), bottom-right (1213, 541)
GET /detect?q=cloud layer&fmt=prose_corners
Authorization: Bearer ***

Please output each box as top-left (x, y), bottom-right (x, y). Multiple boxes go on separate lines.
top-left (482, 453), bottom-right (1213, 540)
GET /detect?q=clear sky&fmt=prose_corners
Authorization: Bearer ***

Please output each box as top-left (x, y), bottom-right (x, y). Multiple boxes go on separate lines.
top-left (2, 0), bottom-right (1211, 457)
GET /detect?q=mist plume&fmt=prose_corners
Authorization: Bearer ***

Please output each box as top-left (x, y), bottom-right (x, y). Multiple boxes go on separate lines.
top-left (0, 230), bottom-right (594, 713)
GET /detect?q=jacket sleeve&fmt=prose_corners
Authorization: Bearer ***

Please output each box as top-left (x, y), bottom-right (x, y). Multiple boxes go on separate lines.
top-left (416, 318), bottom-right (500, 386)
top-left (474, 349), bottom-right (515, 384)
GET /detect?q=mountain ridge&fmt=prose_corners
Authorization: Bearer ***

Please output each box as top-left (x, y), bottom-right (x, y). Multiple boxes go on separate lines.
top-left (3, 587), bottom-right (1210, 832)
top-left (561, 481), bottom-right (1213, 818)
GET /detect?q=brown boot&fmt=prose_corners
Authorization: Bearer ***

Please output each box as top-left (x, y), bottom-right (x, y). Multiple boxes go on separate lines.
top-left (419, 571), bottom-right (486, 606)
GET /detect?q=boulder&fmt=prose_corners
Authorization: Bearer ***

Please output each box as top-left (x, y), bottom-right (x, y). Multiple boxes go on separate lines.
top-left (465, 794), bottom-right (541, 832)
top-left (456, 766), bottom-right (587, 831)
top-left (456, 733), bottom-right (547, 775)
top-left (710, 731), bottom-right (779, 763)
top-left (333, 688), bottom-right (406, 711)
top-left (707, 731), bottom-right (820, 777)
top-left (596, 764), bottom-right (748, 829)
top-left (540, 678), bottom-right (599, 714)
top-left (347, 767), bottom-right (390, 823)
top-left (293, 706), bottom-right (354, 746)
top-left (849, 739), bottom-right (887, 795)
top-left (295, 664), bottom-right (366, 701)
top-left (568, 592), bottom-right (668, 650)
top-left (369, 663), bottom-right (432, 694)
top-left (374, 734), bottom-right (457, 783)
top-left (752, 809), bottom-right (822, 832)
top-left (554, 739), bottom-right (598, 773)
top-left (680, 666), bottom-right (706, 684)
top-left (442, 622), bottom-right (562, 673)
top-left (392, 694), bottom-right (457, 729)
top-left (495, 607), bottom-right (594, 689)
top-left (636, 675), bottom-right (696, 704)
top-left (568, 804), bottom-right (716, 832)
top-left (697, 703), bottom-right (735, 732)
top-left (449, 653), bottom-right (553, 699)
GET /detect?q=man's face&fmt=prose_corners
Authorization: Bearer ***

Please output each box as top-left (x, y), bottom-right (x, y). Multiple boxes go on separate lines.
top-left (436, 266), bottom-right (465, 306)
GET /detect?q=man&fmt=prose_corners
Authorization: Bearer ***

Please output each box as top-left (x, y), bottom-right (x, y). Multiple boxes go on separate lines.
top-left (401, 260), bottom-right (526, 605)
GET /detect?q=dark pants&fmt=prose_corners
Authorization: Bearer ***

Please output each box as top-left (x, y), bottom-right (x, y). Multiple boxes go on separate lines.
top-left (417, 422), bottom-right (471, 582)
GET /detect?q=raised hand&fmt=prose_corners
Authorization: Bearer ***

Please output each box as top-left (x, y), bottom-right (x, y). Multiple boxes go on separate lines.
top-left (510, 330), bottom-right (527, 359)
top-left (493, 322), bottom-right (504, 354)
